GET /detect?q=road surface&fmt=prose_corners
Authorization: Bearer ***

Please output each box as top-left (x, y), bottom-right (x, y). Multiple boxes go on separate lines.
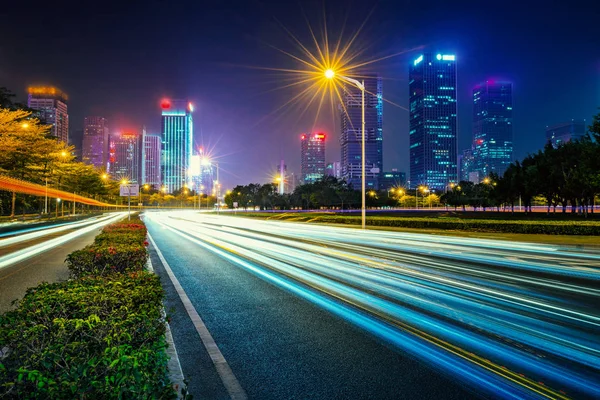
top-left (0, 212), bottom-right (128, 312)
top-left (144, 210), bottom-right (600, 399)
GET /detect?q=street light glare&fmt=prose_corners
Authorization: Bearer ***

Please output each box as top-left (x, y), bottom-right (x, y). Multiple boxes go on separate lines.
top-left (324, 68), bottom-right (335, 79)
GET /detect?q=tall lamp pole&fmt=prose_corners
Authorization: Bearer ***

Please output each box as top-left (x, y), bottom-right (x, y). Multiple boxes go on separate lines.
top-left (325, 69), bottom-right (366, 229)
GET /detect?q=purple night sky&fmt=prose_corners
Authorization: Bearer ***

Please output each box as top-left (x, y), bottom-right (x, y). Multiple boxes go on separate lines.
top-left (1, 0), bottom-right (599, 188)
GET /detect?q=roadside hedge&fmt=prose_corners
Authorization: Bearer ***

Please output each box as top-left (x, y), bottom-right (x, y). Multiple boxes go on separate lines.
top-left (0, 273), bottom-right (173, 399)
top-left (0, 215), bottom-right (177, 399)
top-left (66, 217), bottom-right (149, 278)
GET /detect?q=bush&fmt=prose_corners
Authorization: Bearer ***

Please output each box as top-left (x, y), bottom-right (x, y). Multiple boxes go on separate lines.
top-left (66, 217), bottom-right (149, 278)
top-left (0, 272), bottom-right (175, 399)
top-left (66, 243), bottom-right (148, 277)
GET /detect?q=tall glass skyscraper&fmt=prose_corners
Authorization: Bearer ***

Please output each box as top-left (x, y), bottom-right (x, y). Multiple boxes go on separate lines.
top-left (82, 116), bottom-right (109, 169)
top-left (409, 53), bottom-right (457, 190)
top-left (142, 129), bottom-right (162, 187)
top-left (340, 75), bottom-right (383, 189)
top-left (301, 132), bottom-right (326, 183)
top-left (161, 99), bottom-right (193, 193)
top-left (110, 131), bottom-right (141, 183)
top-left (472, 81), bottom-right (513, 179)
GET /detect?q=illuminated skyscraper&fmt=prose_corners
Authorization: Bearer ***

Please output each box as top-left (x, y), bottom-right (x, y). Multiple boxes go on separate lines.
top-left (340, 75), bottom-right (383, 189)
top-left (111, 132), bottom-right (141, 183)
top-left (459, 148), bottom-right (477, 182)
top-left (142, 129), bottom-right (162, 187)
top-left (545, 120), bottom-right (587, 148)
top-left (409, 53), bottom-right (457, 190)
top-left (161, 99), bottom-right (193, 193)
top-left (301, 132), bottom-right (326, 183)
top-left (82, 116), bottom-right (109, 169)
top-left (472, 81), bottom-right (513, 179)
top-left (27, 86), bottom-right (69, 143)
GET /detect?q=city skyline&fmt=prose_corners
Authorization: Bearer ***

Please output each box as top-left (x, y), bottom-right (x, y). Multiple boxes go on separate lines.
top-left (1, 1), bottom-right (598, 189)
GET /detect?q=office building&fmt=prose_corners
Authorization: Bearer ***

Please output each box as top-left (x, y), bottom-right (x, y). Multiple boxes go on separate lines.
top-left (472, 81), bottom-right (513, 179)
top-left (161, 99), bottom-right (193, 193)
top-left (545, 120), bottom-right (588, 148)
top-left (27, 86), bottom-right (69, 143)
top-left (142, 129), bottom-right (162, 187)
top-left (111, 132), bottom-right (141, 183)
top-left (409, 53), bottom-right (457, 190)
top-left (325, 161), bottom-right (342, 179)
top-left (379, 170), bottom-right (406, 191)
top-left (340, 75), bottom-right (383, 189)
top-left (459, 148), bottom-right (477, 182)
top-left (82, 116), bottom-right (109, 169)
top-left (301, 132), bottom-right (326, 183)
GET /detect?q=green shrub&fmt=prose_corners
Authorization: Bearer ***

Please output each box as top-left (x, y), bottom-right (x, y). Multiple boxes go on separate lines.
top-left (66, 243), bottom-right (148, 278)
top-left (0, 272), bottom-right (175, 399)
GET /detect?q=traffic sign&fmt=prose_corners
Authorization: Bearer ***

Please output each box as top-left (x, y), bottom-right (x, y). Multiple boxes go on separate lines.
top-left (120, 184), bottom-right (139, 197)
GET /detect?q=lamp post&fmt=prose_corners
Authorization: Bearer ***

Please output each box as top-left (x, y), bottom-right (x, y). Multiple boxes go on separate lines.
top-left (122, 179), bottom-right (131, 220)
top-left (424, 188), bottom-right (431, 209)
top-left (325, 68), bottom-right (366, 229)
top-left (200, 185), bottom-right (205, 210)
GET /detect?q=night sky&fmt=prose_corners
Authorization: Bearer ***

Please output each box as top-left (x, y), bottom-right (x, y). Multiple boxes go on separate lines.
top-left (1, 0), bottom-right (599, 188)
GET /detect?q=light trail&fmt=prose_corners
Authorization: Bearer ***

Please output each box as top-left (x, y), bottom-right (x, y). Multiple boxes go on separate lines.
top-left (145, 211), bottom-right (600, 399)
top-left (0, 213), bottom-right (119, 248)
top-left (0, 212), bottom-right (127, 270)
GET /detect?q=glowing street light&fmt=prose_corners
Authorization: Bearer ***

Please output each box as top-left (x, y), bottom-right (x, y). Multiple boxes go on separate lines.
top-left (325, 68), bottom-right (367, 229)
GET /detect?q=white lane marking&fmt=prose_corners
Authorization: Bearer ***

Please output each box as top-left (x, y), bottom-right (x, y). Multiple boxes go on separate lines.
top-left (146, 254), bottom-right (185, 397)
top-left (147, 232), bottom-right (247, 400)
top-left (0, 213), bottom-right (127, 270)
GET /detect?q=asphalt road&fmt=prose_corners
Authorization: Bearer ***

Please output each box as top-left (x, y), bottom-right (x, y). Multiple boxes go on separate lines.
top-left (144, 210), bottom-right (600, 399)
top-left (0, 212), bottom-right (128, 312)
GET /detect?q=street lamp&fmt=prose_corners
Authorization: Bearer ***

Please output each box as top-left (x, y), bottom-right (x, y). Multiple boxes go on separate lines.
top-left (423, 188), bottom-right (431, 209)
top-left (121, 178), bottom-right (131, 220)
top-left (325, 68), bottom-right (367, 229)
top-left (417, 185), bottom-right (428, 210)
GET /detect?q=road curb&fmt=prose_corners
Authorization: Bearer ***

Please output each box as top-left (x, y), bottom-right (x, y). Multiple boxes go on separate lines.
top-left (146, 256), bottom-right (186, 398)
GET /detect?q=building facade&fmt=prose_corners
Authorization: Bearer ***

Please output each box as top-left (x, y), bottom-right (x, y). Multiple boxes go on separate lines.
top-left (27, 86), bottom-right (69, 143)
top-left (82, 116), bottom-right (109, 169)
top-left (110, 132), bottom-right (141, 183)
top-left (545, 120), bottom-right (588, 148)
top-left (378, 170), bottom-right (406, 191)
top-left (472, 81), bottom-right (513, 179)
top-left (325, 161), bottom-right (342, 179)
top-left (301, 132), bottom-right (326, 184)
top-left (340, 75), bottom-right (383, 190)
top-left (161, 99), bottom-right (193, 193)
top-left (459, 148), bottom-right (477, 182)
top-left (142, 130), bottom-right (162, 187)
top-left (409, 53), bottom-right (457, 190)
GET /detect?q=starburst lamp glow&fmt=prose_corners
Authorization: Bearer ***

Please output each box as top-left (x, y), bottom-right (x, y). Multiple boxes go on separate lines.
top-left (324, 68), bottom-right (335, 79)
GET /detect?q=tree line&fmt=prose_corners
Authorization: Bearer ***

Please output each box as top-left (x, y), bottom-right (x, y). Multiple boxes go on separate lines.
top-left (226, 111), bottom-right (600, 215)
